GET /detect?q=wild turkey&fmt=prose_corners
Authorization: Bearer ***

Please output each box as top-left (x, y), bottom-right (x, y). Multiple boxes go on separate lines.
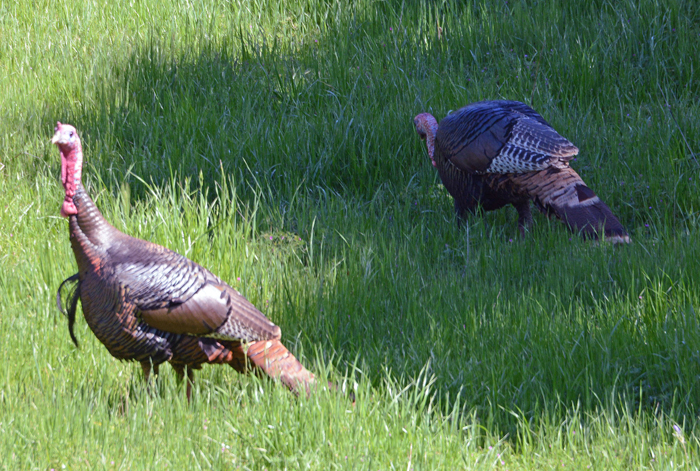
top-left (414, 100), bottom-right (629, 243)
top-left (52, 122), bottom-right (315, 398)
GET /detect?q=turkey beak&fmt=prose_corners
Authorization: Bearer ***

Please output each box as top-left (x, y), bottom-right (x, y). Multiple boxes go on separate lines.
top-left (51, 130), bottom-right (64, 145)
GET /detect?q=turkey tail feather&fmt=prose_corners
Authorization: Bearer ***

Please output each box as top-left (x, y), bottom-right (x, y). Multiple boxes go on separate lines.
top-left (509, 167), bottom-right (630, 242)
top-left (172, 337), bottom-right (315, 394)
top-left (245, 340), bottom-right (316, 394)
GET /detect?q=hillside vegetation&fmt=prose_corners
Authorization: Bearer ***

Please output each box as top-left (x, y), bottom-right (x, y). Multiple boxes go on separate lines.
top-left (1, 0), bottom-right (699, 468)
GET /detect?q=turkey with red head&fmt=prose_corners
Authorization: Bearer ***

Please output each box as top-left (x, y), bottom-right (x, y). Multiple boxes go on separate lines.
top-left (53, 122), bottom-right (315, 398)
top-left (414, 100), bottom-right (629, 243)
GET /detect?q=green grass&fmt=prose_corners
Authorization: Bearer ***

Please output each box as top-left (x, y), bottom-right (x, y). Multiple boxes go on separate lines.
top-left (2, 0), bottom-right (700, 468)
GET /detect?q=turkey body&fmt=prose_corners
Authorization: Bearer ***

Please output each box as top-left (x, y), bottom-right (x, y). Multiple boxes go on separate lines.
top-left (53, 123), bottom-right (314, 396)
top-left (415, 100), bottom-right (629, 242)
top-left (435, 158), bottom-right (531, 225)
top-left (68, 186), bottom-right (268, 365)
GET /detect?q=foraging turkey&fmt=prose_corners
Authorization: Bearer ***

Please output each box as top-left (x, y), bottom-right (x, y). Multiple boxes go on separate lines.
top-left (414, 100), bottom-right (629, 243)
top-left (52, 122), bottom-right (315, 398)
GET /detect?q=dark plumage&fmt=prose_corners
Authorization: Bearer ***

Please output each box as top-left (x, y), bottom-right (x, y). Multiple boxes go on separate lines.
top-left (53, 122), bottom-right (315, 398)
top-left (414, 100), bottom-right (629, 242)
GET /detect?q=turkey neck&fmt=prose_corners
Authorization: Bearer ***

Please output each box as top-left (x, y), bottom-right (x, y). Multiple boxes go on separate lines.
top-left (425, 132), bottom-right (436, 162)
top-left (68, 185), bottom-right (121, 273)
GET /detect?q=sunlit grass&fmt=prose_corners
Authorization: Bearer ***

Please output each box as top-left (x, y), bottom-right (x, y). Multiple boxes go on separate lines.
top-left (1, 0), bottom-right (700, 469)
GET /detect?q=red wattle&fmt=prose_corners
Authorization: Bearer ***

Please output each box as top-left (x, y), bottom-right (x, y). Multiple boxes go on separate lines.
top-left (59, 146), bottom-right (82, 218)
top-left (61, 199), bottom-right (78, 218)
top-left (61, 153), bottom-right (67, 184)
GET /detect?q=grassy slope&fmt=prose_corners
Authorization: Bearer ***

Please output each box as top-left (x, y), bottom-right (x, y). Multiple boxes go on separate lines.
top-left (1, 0), bottom-right (700, 468)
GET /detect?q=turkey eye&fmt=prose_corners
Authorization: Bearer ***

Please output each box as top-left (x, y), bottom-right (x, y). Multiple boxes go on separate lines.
top-left (69, 131), bottom-right (74, 138)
